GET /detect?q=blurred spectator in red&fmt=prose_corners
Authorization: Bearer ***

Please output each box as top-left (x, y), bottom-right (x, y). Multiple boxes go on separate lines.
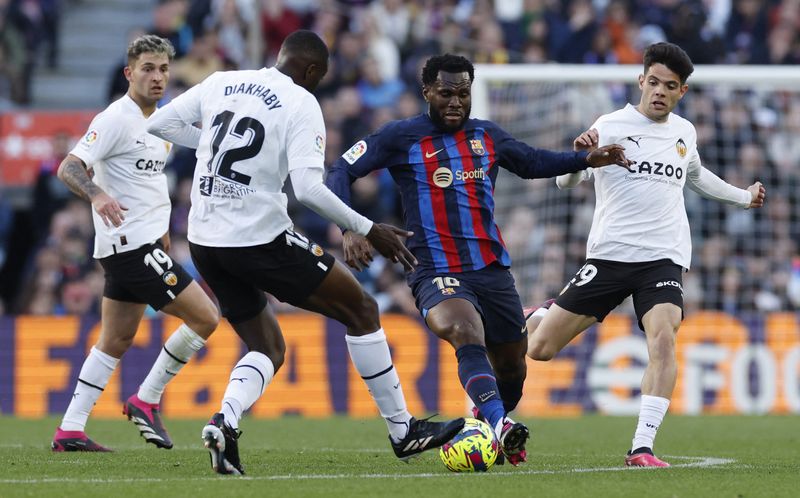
top-left (31, 130), bottom-right (73, 243)
top-left (261, 0), bottom-right (303, 62)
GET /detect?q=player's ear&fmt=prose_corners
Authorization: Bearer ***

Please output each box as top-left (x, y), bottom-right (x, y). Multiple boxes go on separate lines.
top-left (304, 63), bottom-right (317, 81)
top-left (422, 85), bottom-right (430, 102)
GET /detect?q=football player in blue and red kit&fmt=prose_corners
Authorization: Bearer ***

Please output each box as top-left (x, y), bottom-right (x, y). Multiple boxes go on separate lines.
top-left (326, 54), bottom-right (630, 465)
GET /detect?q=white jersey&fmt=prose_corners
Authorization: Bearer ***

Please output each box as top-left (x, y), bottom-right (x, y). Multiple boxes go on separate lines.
top-left (166, 67), bottom-right (327, 247)
top-left (70, 95), bottom-right (171, 259)
top-left (573, 104), bottom-right (749, 269)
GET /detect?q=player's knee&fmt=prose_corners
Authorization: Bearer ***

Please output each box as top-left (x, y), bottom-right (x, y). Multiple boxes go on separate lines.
top-left (344, 292), bottom-right (381, 333)
top-left (527, 339), bottom-right (556, 361)
top-left (191, 304), bottom-right (220, 339)
top-left (439, 320), bottom-right (482, 347)
top-left (648, 329), bottom-right (676, 364)
top-left (97, 335), bottom-right (133, 358)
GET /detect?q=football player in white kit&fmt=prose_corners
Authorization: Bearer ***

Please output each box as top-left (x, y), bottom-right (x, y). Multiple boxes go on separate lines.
top-left (146, 30), bottom-right (464, 475)
top-left (52, 35), bottom-right (219, 452)
top-left (524, 42), bottom-right (766, 467)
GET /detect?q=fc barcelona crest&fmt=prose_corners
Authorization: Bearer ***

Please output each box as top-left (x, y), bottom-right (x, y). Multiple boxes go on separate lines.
top-left (470, 139), bottom-right (485, 155)
top-left (676, 138), bottom-right (687, 158)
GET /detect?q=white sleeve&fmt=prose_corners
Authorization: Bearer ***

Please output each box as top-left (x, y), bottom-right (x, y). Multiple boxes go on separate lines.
top-left (556, 169), bottom-right (591, 189)
top-left (147, 104), bottom-right (201, 148)
top-left (286, 94), bottom-right (326, 172)
top-left (686, 154), bottom-right (752, 208)
top-left (146, 74), bottom-right (211, 143)
top-left (290, 167), bottom-right (373, 236)
top-left (69, 112), bottom-right (124, 166)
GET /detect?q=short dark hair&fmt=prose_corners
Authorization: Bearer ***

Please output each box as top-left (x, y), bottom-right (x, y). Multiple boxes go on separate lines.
top-left (422, 54), bottom-right (475, 86)
top-left (643, 42), bottom-right (694, 84)
top-left (127, 34), bottom-right (175, 64)
top-left (280, 29), bottom-right (329, 63)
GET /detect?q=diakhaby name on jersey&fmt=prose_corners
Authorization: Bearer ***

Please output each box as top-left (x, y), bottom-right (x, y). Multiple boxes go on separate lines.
top-left (224, 83), bottom-right (282, 110)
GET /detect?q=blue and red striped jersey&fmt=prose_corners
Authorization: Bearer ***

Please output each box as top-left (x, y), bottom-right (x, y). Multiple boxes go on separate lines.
top-left (327, 114), bottom-right (589, 273)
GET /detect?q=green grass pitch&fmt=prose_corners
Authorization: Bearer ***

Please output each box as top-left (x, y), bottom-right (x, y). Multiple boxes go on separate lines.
top-left (0, 415), bottom-right (797, 497)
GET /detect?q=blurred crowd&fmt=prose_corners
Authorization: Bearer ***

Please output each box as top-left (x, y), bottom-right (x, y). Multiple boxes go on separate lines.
top-left (2, 0), bottom-right (800, 318)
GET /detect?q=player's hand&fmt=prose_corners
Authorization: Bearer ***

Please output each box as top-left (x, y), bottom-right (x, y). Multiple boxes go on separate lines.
top-left (365, 223), bottom-right (417, 272)
top-left (343, 231), bottom-right (374, 271)
top-left (91, 192), bottom-right (128, 227)
top-left (585, 144), bottom-right (632, 169)
top-left (573, 128), bottom-right (599, 152)
top-left (160, 231), bottom-right (171, 252)
top-left (746, 181), bottom-right (765, 209)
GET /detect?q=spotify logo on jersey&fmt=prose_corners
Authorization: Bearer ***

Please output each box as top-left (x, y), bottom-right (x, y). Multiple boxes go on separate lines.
top-left (433, 167), bottom-right (453, 188)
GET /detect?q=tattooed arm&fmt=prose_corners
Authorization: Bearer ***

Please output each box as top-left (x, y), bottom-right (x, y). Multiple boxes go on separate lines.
top-left (57, 154), bottom-right (127, 227)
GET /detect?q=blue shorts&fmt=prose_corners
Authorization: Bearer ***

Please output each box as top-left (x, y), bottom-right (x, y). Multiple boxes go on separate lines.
top-left (408, 264), bottom-right (526, 344)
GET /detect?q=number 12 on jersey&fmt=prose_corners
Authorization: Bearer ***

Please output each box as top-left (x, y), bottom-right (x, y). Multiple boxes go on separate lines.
top-left (207, 110), bottom-right (265, 186)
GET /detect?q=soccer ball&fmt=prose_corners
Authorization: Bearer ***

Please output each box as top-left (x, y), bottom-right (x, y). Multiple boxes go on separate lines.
top-left (439, 418), bottom-right (499, 472)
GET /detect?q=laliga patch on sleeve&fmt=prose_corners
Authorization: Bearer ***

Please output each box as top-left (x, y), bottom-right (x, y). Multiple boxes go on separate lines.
top-left (314, 132), bottom-right (325, 156)
top-left (342, 140), bottom-right (367, 164)
top-left (81, 129), bottom-right (99, 147)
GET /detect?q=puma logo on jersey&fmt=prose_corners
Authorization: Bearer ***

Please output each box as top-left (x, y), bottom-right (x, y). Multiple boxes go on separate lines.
top-left (625, 136), bottom-right (642, 147)
top-left (231, 377), bottom-right (247, 383)
top-left (425, 148), bottom-right (444, 159)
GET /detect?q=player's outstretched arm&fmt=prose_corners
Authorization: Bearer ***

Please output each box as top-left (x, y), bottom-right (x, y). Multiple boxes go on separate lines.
top-left (57, 154), bottom-right (127, 227)
top-left (686, 164), bottom-right (762, 208)
top-left (292, 166), bottom-right (416, 271)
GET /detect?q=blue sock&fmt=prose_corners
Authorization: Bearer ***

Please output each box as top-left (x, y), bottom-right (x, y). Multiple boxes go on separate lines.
top-left (456, 344), bottom-right (505, 428)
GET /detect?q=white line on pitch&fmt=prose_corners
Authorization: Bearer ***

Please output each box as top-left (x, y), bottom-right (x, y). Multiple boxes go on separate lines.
top-left (0, 456), bottom-right (738, 484)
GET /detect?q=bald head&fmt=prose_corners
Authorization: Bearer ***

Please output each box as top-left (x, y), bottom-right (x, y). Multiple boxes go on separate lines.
top-left (276, 30), bottom-right (329, 92)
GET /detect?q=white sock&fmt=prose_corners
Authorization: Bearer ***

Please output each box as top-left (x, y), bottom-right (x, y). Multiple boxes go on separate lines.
top-left (631, 395), bottom-right (670, 451)
top-left (137, 324), bottom-right (206, 404)
top-left (60, 347), bottom-right (119, 431)
top-left (346, 329), bottom-right (412, 443)
top-left (219, 351), bottom-right (274, 430)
